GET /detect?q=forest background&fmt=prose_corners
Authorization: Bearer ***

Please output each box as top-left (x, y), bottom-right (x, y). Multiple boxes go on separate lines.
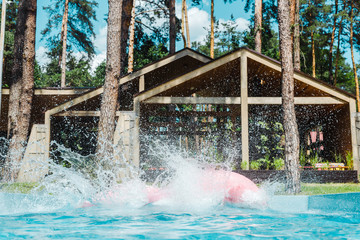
top-left (1, 0), bottom-right (360, 94)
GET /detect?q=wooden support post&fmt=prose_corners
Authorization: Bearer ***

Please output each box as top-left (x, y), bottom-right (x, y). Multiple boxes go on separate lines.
top-left (241, 51), bottom-right (249, 170)
top-left (139, 75), bottom-right (145, 92)
top-left (350, 99), bottom-right (359, 175)
top-left (133, 98), bottom-right (141, 169)
top-left (44, 111), bottom-right (51, 161)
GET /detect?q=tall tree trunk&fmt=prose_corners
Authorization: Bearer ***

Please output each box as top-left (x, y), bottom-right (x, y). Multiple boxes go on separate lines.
top-left (127, 0), bottom-right (136, 73)
top-left (329, 0), bottom-right (338, 85)
top-left (169, 0), bottom-right (176, 54)
top-left (184, 0), bottom-right (190, 48)
top-left (290, 0), bottom-right (295, 55)
top-left (254, 0), bottom-right (262, 53)
top-left (210, 0), bottom-right (214, 58)
top-left (4, 0), bottom-right (37, 182)
top-left (334, 15), bottom-right (344, 86)
top-left (311, 30), bottom-right (316, 78)
top-left (277, 0), bottom-right (301, 194)
top-left (293, 0), bottom-right (300, 70)
top-left (60, 0), bottom-right (69, 88)
top-left (290, 0), bottom-right (295, 42)
top-left (121, 0), bottom-right (134, 72)
top-left (96, 0), bottom-right (122, 162)
top-left (350, 1), bottom-right (360, 112)
top-left (181, 0), bottom-right (187, 48)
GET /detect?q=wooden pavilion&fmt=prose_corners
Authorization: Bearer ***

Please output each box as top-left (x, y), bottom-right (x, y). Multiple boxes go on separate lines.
top-left (1, 47), bottom-right (359, 181)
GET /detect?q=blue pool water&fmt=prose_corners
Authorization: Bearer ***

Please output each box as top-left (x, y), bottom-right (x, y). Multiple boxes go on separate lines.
top-left (1, 192), bottom-right (360, 239)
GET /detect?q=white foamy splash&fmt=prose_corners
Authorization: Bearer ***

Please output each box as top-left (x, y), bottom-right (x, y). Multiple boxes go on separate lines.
top-left (0, 137), bottom-right (268, 215)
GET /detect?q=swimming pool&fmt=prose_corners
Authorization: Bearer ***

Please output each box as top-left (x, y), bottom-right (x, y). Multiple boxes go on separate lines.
top-left (1, 192), bottom-right (360, 239)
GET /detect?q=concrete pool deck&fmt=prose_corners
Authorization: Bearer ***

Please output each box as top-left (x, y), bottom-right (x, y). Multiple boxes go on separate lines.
top-left (269, 192), bottom-right (360, 212)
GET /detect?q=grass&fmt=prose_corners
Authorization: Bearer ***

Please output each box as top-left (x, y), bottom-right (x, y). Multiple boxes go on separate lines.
top-left (299, 183), bottom-right (360, 195)
top-left (0, 182), bottom-right (39, 194)
top-left (1, 182), bottom-right (360, 196)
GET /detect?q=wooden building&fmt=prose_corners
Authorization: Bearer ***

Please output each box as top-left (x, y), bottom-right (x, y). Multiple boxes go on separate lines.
top-left (1, 48), bottom-right (359, 181)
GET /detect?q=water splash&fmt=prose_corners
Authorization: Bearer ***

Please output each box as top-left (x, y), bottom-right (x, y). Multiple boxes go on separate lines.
top-left (0, 136), bottom-right (268, 215)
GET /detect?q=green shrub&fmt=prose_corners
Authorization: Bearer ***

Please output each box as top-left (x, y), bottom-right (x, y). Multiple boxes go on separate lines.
top-left (334, 151), bottom-right (343, 163)
top-left (299, 147), bottom-right (307, 166)
top-left (241, 160), bottom-right (248, 170)
top-left (273, 157), bottom-right (285, 170)
top-left (250, 160), bottom-right (261, 170)
top-left (309, 152), bottom-right (319, 168)
top-left (258, 154), bottom-right (271, 170)
top-left (346, 151), bottom-right (353, 170)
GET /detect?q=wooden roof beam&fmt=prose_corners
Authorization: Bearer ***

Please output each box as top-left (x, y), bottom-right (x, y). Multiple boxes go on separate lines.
top-left (144, 96), bottom-right (241, 105)
top-left (135, 51), bottom-right (243, 102)
top-left (45, 87), bottom-right (104, 117)
top-left (144, 96), bottom-right (345, 105)
top-left (1, 88), bottom-right (93, 95)
top-left (119, 49), bottom-right (211, 85)
top-left (54, 111), bottom-right (122, 117)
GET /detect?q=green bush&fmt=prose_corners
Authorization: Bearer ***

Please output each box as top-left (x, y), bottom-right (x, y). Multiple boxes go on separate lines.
top-left (309, 152), bottom-right (319, 168)
top-left (333, 151), bottom-right (344, 163)
top-left (299, 148), bottom-right (307, 166)
top-left (250, 160), bottom-right (261, 170)
top-left (257, 154), bottom-right (271, 170)
top-left (273, 157), bottom-right (285, 170)
top-left (346, 151), bottom-right (353, 170)
top-left (241, 160), bottom-right (248, 170)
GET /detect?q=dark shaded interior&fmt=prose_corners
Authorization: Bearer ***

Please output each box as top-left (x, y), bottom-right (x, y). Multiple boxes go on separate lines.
top-left (158, 59), bottom-right (241, 97)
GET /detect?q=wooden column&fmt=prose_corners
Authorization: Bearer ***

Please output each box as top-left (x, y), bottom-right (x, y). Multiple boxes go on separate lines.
top-left (350, 99), bottom-right (359, 174)
top-left (133, 98), bottom-right (140, 169)
top-left (139, 75), bottom-right (145, 92)
top-left (134, 76), bottom-right (144, 171)
top-left (241, 51), bottom-right (249, 169)
top-left (44, 111), bottom-right (51, 160)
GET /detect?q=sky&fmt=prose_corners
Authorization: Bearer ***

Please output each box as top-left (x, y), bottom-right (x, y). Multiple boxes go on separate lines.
top-left (35, 0), bottom-right (251, 71)
top-left (35, 0), bottom-right (358, 73)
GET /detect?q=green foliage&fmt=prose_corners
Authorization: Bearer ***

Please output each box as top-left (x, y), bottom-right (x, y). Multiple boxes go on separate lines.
top-left (299, 147), bottom-right (307, 166)
top-left (191, 16), bottom-right (243, 58)
top-left (250, 160), bottom-right (261, 170)
top-left (240, 0), bottom-right (359, 92)
top-left (0, 0), bottom-right (18, 87)
top-left (36, 46), bottom-right (101, 87)
top-left (34, 61), bottom-right (43, 87)
top-left (242, 0), bottom-right (280, 60)
top-left (257, 154), bottom-right (271, 170)
top-left (333, 151), bottom-right (344, 164)
top-left (41, 0), bottom-right (98, 58)
top-left (241, 160), bottom-right (248, 170)
top-left (273, 157), bottom-right (285, 170)
top-left (345, 151), bottom-right (353, 170)
top-left (66, 56), bottom-right (94, 87)
top-left (252, 120), bottom-right (284, 170)
top-left (92, 61), bottom-right (106, 86)
top-left (132, 31), bottom-right (169, 71)
top-left (308, 151), bottom-right (319, 168)
top-left (0, 182), bottom-right (39, 194)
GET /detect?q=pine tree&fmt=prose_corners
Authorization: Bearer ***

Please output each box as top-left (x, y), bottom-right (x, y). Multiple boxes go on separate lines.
top-left (349, 0), bottom-right (360, 111)
top-left (293, 0), bottom-right (300, 70)
top-left (254, 0), bottom-right (262, 53)
top-left (4, 0), bottom-right (37, 182)
top-left (0, 0), bottom-right (19, 87)
top-left (210, 0), bottom-right (214, 58)
top-left (121, 0), bottom-right (134, 72)
top-left (96, 0), bottom-right (122, 163)
top-left (278, 0), bottom-right (301, 194)
top-left (41, 0), bottom-right (97, 87)
top-left (181, 0), bottom-right (190, 48)
top-left (168, 0), bottom-right (175, 53)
